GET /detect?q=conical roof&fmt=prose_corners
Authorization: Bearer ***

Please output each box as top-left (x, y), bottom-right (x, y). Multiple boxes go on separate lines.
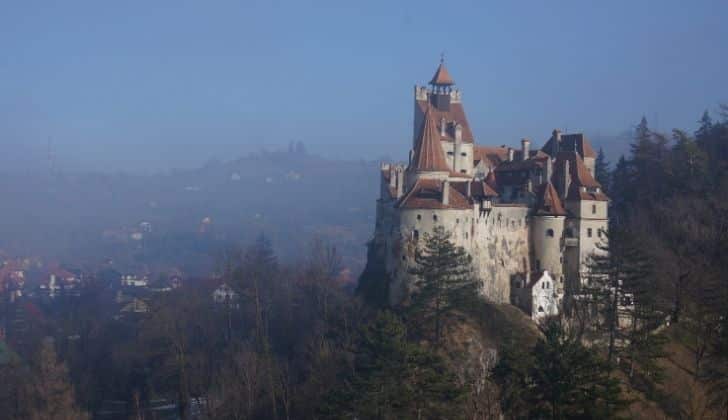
top-left (430, 61), bottom-right (455, 86)
top-left (411, 107), bottom-right (450, 172)
top-left (534, 182), bottom-right (567, 216)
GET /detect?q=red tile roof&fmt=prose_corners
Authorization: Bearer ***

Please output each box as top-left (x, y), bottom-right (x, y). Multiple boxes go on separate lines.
top-left (430, 62), bottom-right (455, 86)
top-left (552, 151), bottom-right (609, 201)
top-left (396, 179), bottom-right (471, 210)
top-left (415, 100), bottom-right (474, 143)
top-left (534, 182), bottom-right (566, 216)
top-left (541, 133), bottom-right (597, 159)
top-left (410, 107), bottom-right (451, 173)
top-left (474, 145), bottom-right (509, 167)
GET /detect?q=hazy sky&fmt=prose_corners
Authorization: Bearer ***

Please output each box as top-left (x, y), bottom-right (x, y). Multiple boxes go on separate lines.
top-left (1, 1), bottom-right (727, 172)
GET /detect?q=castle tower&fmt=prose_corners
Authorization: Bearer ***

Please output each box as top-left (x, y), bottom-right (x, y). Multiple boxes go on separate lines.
top-left (553, 152), bottom-right (609, 293)
top-left (413, 59), bottom-right (474, 177)
top-left (531, 182), bottom-right (567, 294)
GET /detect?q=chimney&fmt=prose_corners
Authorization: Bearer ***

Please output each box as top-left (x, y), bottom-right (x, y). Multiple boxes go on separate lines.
top-left (508, 148), bottom-right (515, 162)
top-left (396, 168), bottom-right (404, 198)
top-left (453, 124), bottom-right (462, 173)
top-left (562, 159), bottom-right (570, 197)
top-left (466, 181), bottom-right (472, 197)
top-left (521, 138), bottom-right (531, 161)
top-left (440, 117), bottom-right (447, 137)
top-left (546, 157), bottom-right (553, 182)
top-left (552, 129), bottom-right (561, 155)
top-left (442, 180), bottom-right (450, 205)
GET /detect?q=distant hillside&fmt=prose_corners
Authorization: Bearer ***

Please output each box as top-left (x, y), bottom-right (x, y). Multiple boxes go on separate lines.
top-left (0, 150), bottom-right (380, 276)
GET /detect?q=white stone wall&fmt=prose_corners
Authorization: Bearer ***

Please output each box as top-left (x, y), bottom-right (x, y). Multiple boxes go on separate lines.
top-left (442, 141), bottom-right (474, 176)
top-left (470, 205), bottom-right (530, 303)
top-left (531, 271), bottom-right (560, 321)
top-left (531, 216), bottom-right (566, 292)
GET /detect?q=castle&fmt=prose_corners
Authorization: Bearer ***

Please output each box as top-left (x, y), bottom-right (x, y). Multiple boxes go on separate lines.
top-left (372, 61), bottom-right (608, 320)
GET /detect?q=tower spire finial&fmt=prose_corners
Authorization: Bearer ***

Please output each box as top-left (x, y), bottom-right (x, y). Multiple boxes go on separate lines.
top-left (440, 51), bottom-right (445, 64)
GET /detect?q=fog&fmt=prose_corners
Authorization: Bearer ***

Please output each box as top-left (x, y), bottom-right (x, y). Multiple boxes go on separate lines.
top-left (1, 1), bottom-right (727, 274)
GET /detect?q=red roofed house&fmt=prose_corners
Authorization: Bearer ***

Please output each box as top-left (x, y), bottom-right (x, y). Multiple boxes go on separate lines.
top-left (371, 60), bottom-right (608, 318)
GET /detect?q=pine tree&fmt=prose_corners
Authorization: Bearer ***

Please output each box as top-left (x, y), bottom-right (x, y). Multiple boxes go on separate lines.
top-left (408, 225), bottom-right (478, 347)
top-left (321, 311), bottom-right (466, 419)
top-left (584, 228), bottom-right (667, 384)
top-left (610, 155), bottom-right (633, 221)
top-left (595, 147), bottom-right (610, 191)
top-left (492, 319), bottom-right (627, 419)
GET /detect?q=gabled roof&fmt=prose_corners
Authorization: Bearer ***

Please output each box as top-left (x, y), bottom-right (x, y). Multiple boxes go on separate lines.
top-left (468, 180), bottom-right (499, 199)
top-left (542, 133), bottom-right (597, 159)
top-left (415, 100), bottom-right (474, 143)
top-left (410, 107), bottom-right (451, 173)
top-left (485, 171), bottom-right (498, 191)
top-left (474, 145), bottom-right (509, 168)
top-left (552, 151), bottom-right (609, 201)
top-left (430, 61), bottom-right (455, 86)
top-left (396, 179), bottom-right (471, 210)
top-left (533, 182), bottom-right (566, 216)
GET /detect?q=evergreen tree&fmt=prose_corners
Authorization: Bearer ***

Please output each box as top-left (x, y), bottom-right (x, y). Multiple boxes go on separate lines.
top-left (595, 147), bottom-right (610, 191)
top-left (695, 110), bottom-right (713, 145)
top-left (408, 225), bottom-right (478, 347)
top-left (671, 129), bottom-right (707, 193)
top-left (322, 311), bottom-right (466, 419)
top-left (610, 155), bottom-right (633, 220)
top-left (584, 228), bottom-right (667, 383)
top-left (493, 319), bottom-right (627, 419)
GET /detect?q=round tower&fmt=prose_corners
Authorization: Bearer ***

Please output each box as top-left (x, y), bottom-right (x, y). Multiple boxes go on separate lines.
top-left (531, 183), bottom-right (567, 288)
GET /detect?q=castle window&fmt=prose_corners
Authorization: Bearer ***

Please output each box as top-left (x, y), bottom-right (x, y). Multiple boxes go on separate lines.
top-left (538, 306), bottom-right (544, 312)
top-left (587, 228), bottom-right (593, 238)
top-left (402, 255), bottom-right (406, 261)
top-left (542, 282), bottom-right (545, 289)
top-left (460, 169), bottom-right (466, 173)
top-left (456, 218), bottom-right (460, 224)
top-left (465, 232), bottom-right (469, 239)
top-left (413, 230), bottom-right (419, 241)
top-left (598, 229), bottom-right (603, 238)
top-left (461, 152), bottom-right (467, 157)
top-left (417, 214), bottom-right (421, 221)
top-left (592, 204), bottom-right (596, 214)
top-left (433, 214), bottom-right (438, 222)
top-left (447, 151), bottom-right (454, 156)
top-left (546, 229), bottom-right (554, 237)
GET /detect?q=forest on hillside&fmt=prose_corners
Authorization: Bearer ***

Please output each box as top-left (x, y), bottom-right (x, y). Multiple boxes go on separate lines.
top-left (1, 107), bottom-right (728, 419)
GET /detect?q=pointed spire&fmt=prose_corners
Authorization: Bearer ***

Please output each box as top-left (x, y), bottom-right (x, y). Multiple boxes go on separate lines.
top-left (429, 56), bottom-right (455, 86)
top-left (411, 107), bottom-right (450, 173)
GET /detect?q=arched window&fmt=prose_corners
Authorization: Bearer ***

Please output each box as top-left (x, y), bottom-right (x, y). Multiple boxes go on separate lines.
top-left (538, 306), bottom-right (544, 312)
top-left (546, 228), bottom-right (554, 237)
top-left (416, 214), bottom-right (421, 221)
